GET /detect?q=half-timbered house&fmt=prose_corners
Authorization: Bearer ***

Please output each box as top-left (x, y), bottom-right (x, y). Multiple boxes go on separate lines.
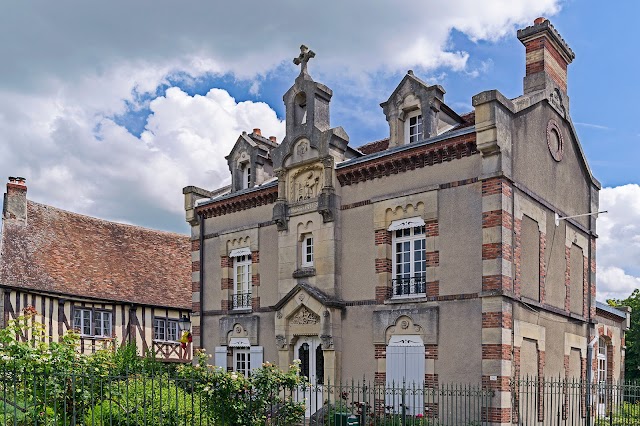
top-left (0, 177), bottom-right (192, 362)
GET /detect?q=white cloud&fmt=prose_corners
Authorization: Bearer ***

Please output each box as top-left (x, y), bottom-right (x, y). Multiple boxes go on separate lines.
top-left (596, 184), bottom-right (640, 301)
top-left (0, 0), bottom-right (562, 233)
top-left (597, 266), bottom-right (640, 302)
top-left (0, 85), bottom-right (284, 230)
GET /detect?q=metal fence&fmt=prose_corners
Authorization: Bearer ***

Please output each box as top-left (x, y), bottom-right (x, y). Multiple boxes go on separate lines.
top-left (2, 366), bottom-right (640, 426)
top-left (513, 377), bottom-right (640, 425)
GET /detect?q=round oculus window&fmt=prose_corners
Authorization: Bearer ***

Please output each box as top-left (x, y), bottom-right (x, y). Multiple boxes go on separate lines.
top-left (546, 119), bottom-right (564, 162)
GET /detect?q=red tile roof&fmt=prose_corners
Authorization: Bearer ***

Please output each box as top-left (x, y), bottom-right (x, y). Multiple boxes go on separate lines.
top-left (0, 201), bottom-right (191, 309)
top-left (357, 138), bottom-right (390, 155)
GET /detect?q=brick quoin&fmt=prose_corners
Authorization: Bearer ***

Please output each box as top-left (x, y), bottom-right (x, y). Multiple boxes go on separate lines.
top-left (374, 229), bottom-right (391, 245)
top-left (482, 243), bottom-right (513, 261)
top-left (221, 299), bottom-right (230, 311)
top-left (191, 239), bottom-right (200, 251)
top-left (191, 281), bottom-right (200, 292)
top-left (424, 374), bottom-right (439, 387)
top-left (375, 286), bottom-right (392, 304)
top-left (191, 261), bottom-right (200, 272)
top-left (251, 251), bottom-right (260, 263)
top-left (425, 251), bottom-right (439, 267)
top-left (481, 177), bottom-right (512, 197)
top-left (251, 274), bottom-right (260, 287)
top-left (482, 275), bottom-right (512, 292)
top-left (374, 372), bottom-right (386, 384)
top-left (375, 258), bottom-right (392, 273)
top-left (374, 344), bottom-right (386, 359)
top-left (482, 375), bottom-right (510, 391)
top-left (192, 302), bottom-right (200, 313)
top-left (583, 256), bottom-right (589, 317)
top-left (482, 344), bottom-right (512, 360)
top-left (425, 344), bottom-right (438, 359)
top-left (192, 325), bottom-right (201, 337)
top-left (220, 256), bottom-right (231, 268)
top-left (251, 296), bottom-right (260, 310)
top-left (426, 281), bottom-right (439, 298)
top-left (221, 278), bottom-right (233, 290)
top-left (482, 311), bottom-right (513, 329)
top-left (424, 220), bottom-right (439, 237)
top-left (485, 407), bottom-right (512, 423)
top-left (482, 210), bottom-right (513, 230)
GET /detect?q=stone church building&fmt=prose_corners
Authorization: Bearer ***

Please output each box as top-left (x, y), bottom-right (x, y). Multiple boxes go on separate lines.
top-left (184, 18), bottom-right (628, 422)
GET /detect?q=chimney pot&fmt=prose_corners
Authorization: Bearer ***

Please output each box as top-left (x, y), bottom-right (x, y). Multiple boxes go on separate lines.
top-left (269, 136), bottom-right (277, 143)
top-left (253, 128), bottom-right (262, 136)
top-left (534, 17), bottom-right (546, 25)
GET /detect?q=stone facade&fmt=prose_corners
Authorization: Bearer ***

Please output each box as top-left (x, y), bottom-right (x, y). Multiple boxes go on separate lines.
top-left (184, 21), bottom-right (627, 424)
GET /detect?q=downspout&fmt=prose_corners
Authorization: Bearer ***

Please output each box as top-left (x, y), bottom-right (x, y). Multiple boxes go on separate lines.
top-left (586, 187), bottom-right (595, 425)
top-left (198, 211), bottom-right (205, 351)
top-left (586, 335), bottom-right (598, 426)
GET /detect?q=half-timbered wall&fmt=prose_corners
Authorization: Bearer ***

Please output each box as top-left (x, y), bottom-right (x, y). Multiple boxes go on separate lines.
top-left (2, 288), bottom-right (191, 362)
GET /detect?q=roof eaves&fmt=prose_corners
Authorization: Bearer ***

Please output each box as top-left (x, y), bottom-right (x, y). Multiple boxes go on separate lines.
top-left (196, 180), bottom-right (278, 208)
top-left (596, 301), bottom-right (627, 319)
top-left (337, 126), bottom-right (476, 169)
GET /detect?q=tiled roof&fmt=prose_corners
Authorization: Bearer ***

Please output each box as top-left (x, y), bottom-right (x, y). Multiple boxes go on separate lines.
top-left (0, 201), bottom-right (191, 310)
top-left (357, 138), bottom-right (390, 155)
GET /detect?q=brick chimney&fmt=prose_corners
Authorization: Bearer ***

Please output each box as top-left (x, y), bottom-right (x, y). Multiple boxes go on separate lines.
top-left (269, 136), bottom-right (277, 144)
top-left (517, 17), bottom-right (575, 94)
top-left (252, 128), bottom-right (262, 136)
top-left (3, 177), bottom-right (27, 223)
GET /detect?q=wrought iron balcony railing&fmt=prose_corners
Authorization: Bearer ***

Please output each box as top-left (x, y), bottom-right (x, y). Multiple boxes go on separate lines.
top-left (231, 292), bottom-right (252, 309)
top-left (391, 276), bottom-right (426, 297)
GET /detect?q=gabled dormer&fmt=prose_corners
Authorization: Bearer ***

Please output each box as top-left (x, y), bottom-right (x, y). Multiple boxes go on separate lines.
top-left (226, 128), bottom-right (278, 193)
top-left (381, 71), bottom-right (464, 148)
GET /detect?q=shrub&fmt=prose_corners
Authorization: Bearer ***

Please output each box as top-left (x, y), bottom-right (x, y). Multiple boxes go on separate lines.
top-left (85, 375), bottom-right (211, 426)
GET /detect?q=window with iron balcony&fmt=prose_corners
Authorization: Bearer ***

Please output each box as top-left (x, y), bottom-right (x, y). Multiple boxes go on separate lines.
top-left (232, 253), bottom-right (252, 310)
top-left (391, 225), bottom-right (426, 298)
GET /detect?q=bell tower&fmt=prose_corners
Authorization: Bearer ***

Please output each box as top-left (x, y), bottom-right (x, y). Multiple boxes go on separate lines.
top-left (271, 45), bottom-right (350, 231)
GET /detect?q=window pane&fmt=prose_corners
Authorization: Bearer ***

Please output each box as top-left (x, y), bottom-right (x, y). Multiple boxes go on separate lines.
top-left (169, 321), bottom-right (179, 341)
top-left (83, 310), bottom-right (91, 336)
top-left (74, 310), bottom-right (82, 332)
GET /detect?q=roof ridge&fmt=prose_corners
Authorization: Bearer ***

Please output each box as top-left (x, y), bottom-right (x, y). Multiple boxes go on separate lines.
top-left (26, 200), bottom-right (189, 238)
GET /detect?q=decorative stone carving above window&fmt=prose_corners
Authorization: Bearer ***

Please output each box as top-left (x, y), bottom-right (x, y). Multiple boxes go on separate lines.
top-left (388, 216), bottom-right (426, 232)
top-left (290, 306), bottom-right (320, 325)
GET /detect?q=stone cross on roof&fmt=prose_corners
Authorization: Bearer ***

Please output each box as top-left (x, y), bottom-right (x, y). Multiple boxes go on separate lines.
top-left (293, 44), bottom-right (315, 76)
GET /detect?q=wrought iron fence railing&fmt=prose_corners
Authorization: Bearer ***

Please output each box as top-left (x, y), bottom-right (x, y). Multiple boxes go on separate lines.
top-left (2, 365), bottom-right (640, 425)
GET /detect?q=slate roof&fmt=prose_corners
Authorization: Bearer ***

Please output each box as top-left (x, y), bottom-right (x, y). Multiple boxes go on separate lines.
top-left (0, 200), bottom-right (191, 310)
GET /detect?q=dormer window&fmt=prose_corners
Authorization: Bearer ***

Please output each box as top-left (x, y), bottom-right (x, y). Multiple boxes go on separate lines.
top-left (405, 111), bottom-right (423, 144)
top-left (242, 164), bottom-right (251, 189)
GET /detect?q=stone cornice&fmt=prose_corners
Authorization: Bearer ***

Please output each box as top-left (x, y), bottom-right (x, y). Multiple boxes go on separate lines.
top-left (196, 184), bottom-right (278, 218)
top-left (336, 132), bottom-right (478, 186)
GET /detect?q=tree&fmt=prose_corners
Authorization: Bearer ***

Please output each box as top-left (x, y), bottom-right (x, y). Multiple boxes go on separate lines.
top-left (608, 289), bottom-right (640, 382)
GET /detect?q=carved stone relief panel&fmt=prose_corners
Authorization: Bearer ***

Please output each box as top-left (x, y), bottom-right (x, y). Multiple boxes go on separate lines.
top-left (290, 305), bottom-right (321, 325)
top-left (289, 165), bottom-right (323, 203)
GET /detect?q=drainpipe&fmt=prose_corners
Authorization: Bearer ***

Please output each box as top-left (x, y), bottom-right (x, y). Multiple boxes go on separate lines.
top-left (586, 335), bottom-right (598, 426)
top-left (198, 211), bottom-right (205, 351)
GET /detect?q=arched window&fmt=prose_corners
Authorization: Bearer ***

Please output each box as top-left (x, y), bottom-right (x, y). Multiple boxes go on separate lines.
top-left (299, 342), bottom-right (310, 379)
top-left (315, 343), bottom-right (324, 385)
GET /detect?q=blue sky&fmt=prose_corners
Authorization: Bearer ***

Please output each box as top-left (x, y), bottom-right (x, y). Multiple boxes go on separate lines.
top-left (0, 0), bottom-right (639, 300)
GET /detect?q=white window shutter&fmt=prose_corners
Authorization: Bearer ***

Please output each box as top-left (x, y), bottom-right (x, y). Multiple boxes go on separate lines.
top-left (404, 345), bottom-right (425, 386)
top-left (250, 346), bottom-right (264, 371)
top-left (214, 346), bottom-right (227, 371)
